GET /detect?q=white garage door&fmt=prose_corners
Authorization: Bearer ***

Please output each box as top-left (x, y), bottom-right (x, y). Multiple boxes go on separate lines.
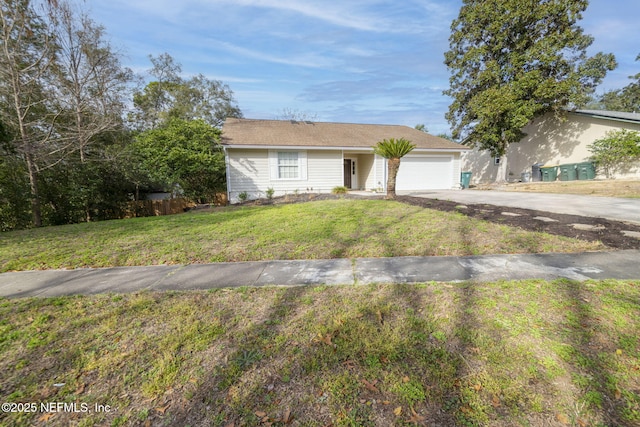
top-left (396, 156), bottom-right (453, 190)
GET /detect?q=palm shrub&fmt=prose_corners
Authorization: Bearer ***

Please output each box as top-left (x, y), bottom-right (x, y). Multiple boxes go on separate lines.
top-left (373, 138), bottom-right (415, 199)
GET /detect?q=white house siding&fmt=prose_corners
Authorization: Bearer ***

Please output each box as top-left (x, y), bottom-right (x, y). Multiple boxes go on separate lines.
top-left (462, 112), bottom-right (640, 184)
top-left (227, 149), bottom-right (268, 201)
top-left (452, 153), bottom-right (462, 188)
top-left (227, 148), bottom-right (342, 202)
top-left (374, 154), bottom-right (386, 191)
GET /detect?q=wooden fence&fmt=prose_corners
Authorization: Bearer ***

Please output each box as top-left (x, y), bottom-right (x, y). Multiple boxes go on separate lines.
top-left (127, 198), bottom-right (194, 217)
top-left (125, 193), bottom-right (228, 218)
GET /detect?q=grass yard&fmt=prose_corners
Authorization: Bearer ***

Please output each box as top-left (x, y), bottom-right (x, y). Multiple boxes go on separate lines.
top-left (1, 280), bottom-right (639, 426)
top-left (0, 199), bottom-right (603, 272)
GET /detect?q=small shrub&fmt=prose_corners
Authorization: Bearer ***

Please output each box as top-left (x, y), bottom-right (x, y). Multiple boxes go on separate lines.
top-left (238, 191), bottom-right (248, 202)
top-left (588, 129), bottom-right (640, 178)
top-left (266, 188), bottom-right (275, 199)
top-left (332, 186), bottom-right (348, 194)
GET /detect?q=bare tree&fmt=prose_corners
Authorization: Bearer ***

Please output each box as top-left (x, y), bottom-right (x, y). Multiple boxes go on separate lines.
top-left (51, 1), bottom-right (133, 162)
top-left (0, 0), bottom-right (60, 226)
top-left (275, 108), bottom-right (318, 122)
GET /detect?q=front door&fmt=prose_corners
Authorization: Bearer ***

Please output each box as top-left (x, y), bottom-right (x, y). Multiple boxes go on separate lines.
top-left (343, 159), bottom-right (352, 188)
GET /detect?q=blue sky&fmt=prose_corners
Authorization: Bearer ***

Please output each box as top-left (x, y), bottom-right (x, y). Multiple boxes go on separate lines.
top-left (90, 0), bottom-right (640, 135)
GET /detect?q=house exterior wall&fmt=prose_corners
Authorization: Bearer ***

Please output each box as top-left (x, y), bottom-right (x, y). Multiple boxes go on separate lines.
top-left (355, 153), bottom-right (373, 190)
top-left (227, 148), bottom-right (465, 202)
top-left (374, 154), bottom-right (386, 191)
top-left (226, 148), bottom-right (343, 202)
top-left (452, 152), bottom-right (462, 188)
top-left (462, 112), bottom-right (640, 184)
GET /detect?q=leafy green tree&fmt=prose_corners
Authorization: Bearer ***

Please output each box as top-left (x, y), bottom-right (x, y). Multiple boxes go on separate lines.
top-left (444, 0), bottom-right (616, 181)
top-left (0, 118), bottom-right (31, 230)
top-left (588, 129), bottom-right (640, 178)
top-left (595, 54), bottom-right (640, 112)
top-left (373, 138), bottom-right (415, 199)
top-left (0, 155), bottom-right (31, 231)
top-left (132, 119), bottom-right (225, 203)
top-left (131, 53), bottom-right (242, 130)
top-left (436, 133), bottom-right (456, 142)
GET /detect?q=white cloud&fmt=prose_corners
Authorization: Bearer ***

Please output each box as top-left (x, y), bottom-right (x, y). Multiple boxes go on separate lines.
top-left (207, 39), bottom-right (339, 69)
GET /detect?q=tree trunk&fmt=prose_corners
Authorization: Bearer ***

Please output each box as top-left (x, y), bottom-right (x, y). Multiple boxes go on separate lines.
top-left (494, 153), bottom-right (508, 183)
top-left (25, 153), bottom-right (42, 227)
top-left (386, 157), bottom-right (401, 199)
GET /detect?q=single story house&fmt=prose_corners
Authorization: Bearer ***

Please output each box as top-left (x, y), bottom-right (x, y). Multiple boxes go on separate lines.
top-left (462, 110), bottom-right (640, 183)
top-left (222, 118), bottom-right (470, 203)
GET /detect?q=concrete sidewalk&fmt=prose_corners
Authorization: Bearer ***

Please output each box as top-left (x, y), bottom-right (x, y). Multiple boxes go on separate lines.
top-left (1, 250), bottom-right (639, 298)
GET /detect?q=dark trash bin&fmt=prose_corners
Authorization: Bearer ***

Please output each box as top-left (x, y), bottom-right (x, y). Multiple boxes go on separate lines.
top-left (577, 162), bottom-right (596, 180)
top-left (540, 166), bottom-right (558, 182)
top-left (531, 162), bottom-right (544, 182)
top-left (559, 164), bottom-right (577, 181)
top-left (460, 171), bottom-right (472, 189)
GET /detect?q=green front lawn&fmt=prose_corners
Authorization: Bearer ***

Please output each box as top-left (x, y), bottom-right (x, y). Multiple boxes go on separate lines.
top-left (0, 199), bottom-right (603, 272)
top-left (1, 280), bottom-right (639, 426)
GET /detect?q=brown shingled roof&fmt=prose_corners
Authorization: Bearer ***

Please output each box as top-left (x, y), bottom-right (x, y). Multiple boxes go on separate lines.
top-left (222, 118), bottom-right (469, 150)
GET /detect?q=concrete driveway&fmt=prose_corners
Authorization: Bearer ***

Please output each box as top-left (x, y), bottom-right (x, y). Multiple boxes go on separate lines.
top-left (401, 190), bottom-right (640, 225)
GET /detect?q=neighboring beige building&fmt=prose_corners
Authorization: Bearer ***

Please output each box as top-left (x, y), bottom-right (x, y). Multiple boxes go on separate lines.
top-left (462, 110), bottom-right (640, 184)
top-left (222, 119), bottom-right (470, 203)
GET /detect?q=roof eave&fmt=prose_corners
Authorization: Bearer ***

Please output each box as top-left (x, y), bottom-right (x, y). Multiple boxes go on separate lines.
top-left (571, 110), bottom-right (640, 125)
top-left (223, 144), bottom-right (470, 151)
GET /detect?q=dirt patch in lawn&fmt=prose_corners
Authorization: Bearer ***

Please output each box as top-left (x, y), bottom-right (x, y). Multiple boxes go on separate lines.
top-left (232, 193), bottom-right (640, 250)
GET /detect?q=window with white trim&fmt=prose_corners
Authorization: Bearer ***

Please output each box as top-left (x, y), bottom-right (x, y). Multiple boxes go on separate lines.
top-left (278, 152), bottom-right (299, 179)
top-left (269, 150), bottom-right (307, 181)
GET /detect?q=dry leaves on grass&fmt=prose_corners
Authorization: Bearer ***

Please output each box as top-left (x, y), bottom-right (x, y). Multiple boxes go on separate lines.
top-left (407, 407), bottom-right (426, 424)
top-left (361, 379), bottom-right (379, 393)
top-left (315, 332), bottom-right (336, 347)
top-left (556, 413), bottom-right (569, 424)
top-left (38, 412), bottom-right (55, 422)
top-left (155, 403), bottom-right (170, 415)
top-left (282, 407), bottom-right (293, 424)
top-left (491, 395), bottom-right (501, 408)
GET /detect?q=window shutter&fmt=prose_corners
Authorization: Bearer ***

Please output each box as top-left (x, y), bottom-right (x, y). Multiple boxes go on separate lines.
top-left (299, 151), bottom-right (307, 180)
top-left (269, 150), bottom-right (278, 180)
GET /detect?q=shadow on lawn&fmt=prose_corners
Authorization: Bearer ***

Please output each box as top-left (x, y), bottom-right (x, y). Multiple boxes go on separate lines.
top-left (3, 280), bottom-right (639, 426)
top-left (556, 280), bottom-right (638, 426)
top-left (166, 284), bottom-right (470, 426)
